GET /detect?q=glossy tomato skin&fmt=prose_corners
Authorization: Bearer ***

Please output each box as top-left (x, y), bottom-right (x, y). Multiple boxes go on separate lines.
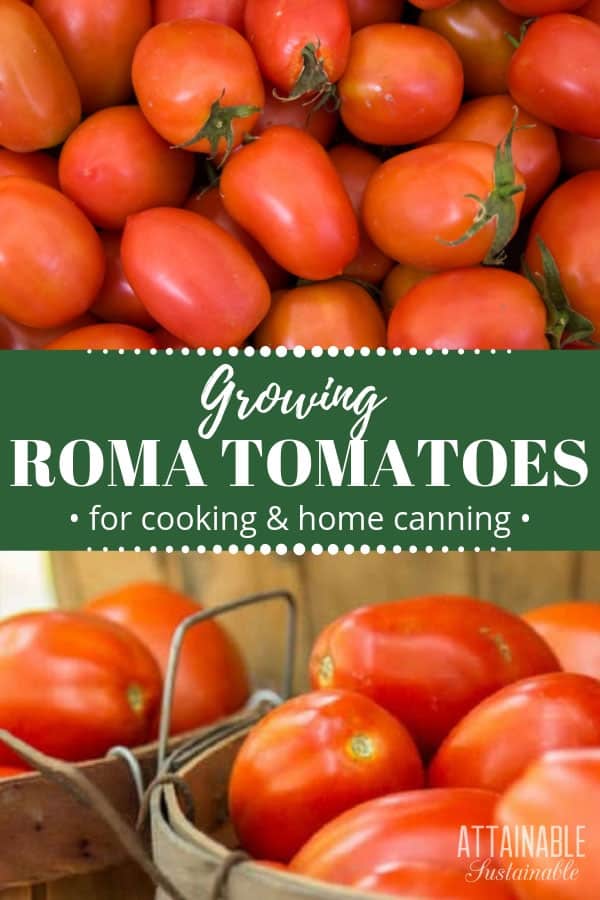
top-left (424, 96), bottom-right (560, 214)
top-left (229, 690), bottom-right (425, 863)
top-left (430, 673), bottom-right (600, 793)
top-left (33, 0), bottom-right (151, 114)
top-left (0, 178), bottom-right (105, 328)
top-left (310, 596), bottom-right (560, 757)
top-left (291, 788), bottom-right (501, 883)
top-left (46, 324), bottom-right (156, 350)
top-left (0, 314), bottom-right (96, 351)
top-left (122, 208), bottom-right (271, 348)
top-left (92, 232), bottom-right (155, 329)
top-left (186, 187), bottom-right (289, 291)
top-left (255, 281), bottom-right (387, 349)
top-left (220, 127), bottom-right (359, 280)
top-left (509, 15), bottom-right (600, 138)
top-left (381, 265), bottom-right (431, 319)
top-left (329, 145), bottom-right (393, 284)
top-left (0, 611), bottom-right (162, 766)
top-left (154, 0), bottom-right (246, 30)
top-left (352, 863), bottom-right (517, 899)
top-left (244, 0), bottom-right (351, 95)
top-left (363, 143), bottom-right (525, 270)
top-left (339, 25), bottom-right (463, 146)
top-left (254, 92), bottom-right (339, 148)
top-left (0, 149), bottom-right (59, 189)
top-left (387, 269), bottom-right (549, 350)
top-left (132, 20), bottom-right (264, 154)
top-left (524, 602), bottom-right (600, 678)
top-left (497, 748), bottom-right (600, 900)
top-left (59, 106), bottom-right (195, 230)
top-left (347, 0), bottom-right (404, 29)
top-left (0, 0), bottom-right (81, 151)
top-left (420, 0), bottom-right (523, 97)
top-left (85, 582), bottom-right (249, 735)
top-left (524, 172), bottom-right (600, 339)
top-left (558, 132), bottom-right (600, 176)
top-left (500, 0), bottom-right (585, 13)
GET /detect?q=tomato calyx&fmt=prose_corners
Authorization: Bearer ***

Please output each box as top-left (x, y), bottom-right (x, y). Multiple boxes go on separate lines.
top-left (346, 734), bottom-right (375, 762)
top-left (275, 43), bottom-right (340, 112)
top-left (127, 683), bottom-right (145, 715)
top-left (523, 237), bottom-right (598, 349)
top-left (317, 654), bottom-right (335, 687)
top-left (439, 112), bottom-right (525, 266)
top-left (505, 18), bottom-right (537, 50)
top-left (173, 92), bottom-right (262, 164)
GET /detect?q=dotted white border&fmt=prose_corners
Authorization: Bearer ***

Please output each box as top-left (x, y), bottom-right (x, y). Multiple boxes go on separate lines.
top-left (85, 347), bottom-right (513, 356)
top-left (87, 544), bottom-right (513, 555)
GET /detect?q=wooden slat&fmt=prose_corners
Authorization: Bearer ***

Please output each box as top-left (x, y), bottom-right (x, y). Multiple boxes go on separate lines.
top-left (43, 865), bottom-right (152, 900)
top-left (574, 553), bottom-right (600, 598)
top-left (473, 551), bottom-right (578, 612)
top-left (0, 890), bottom-right (33, 899)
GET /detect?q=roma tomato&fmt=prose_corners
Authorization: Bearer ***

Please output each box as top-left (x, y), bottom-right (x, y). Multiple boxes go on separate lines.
top-left (329, 145), bottom-right (393, 284)
top-left (509, 15), bottom-right (600, 138)
top-left (0, 611), bottom-right (162, 765)
top-left (497, 748), bottom-right (600, 900)
top-left (153, 328), bottom-right (189, 350)
top-left (339, 24), bottom-right (463, 145)
top-left (291, 789), bottom-right (501, 883)
top-left (33, 0), bottom-right (151, 114)
top-left (420, 0), bottom-right (523, 97)
top-left (524, 172), bottom-right (600, 340)
top-left (254, 91), bottom-right (339, 148)
top-left (154, 0), bottom-right (246, 31)
top-left (59, 106), bottom-right (195, 230)
top-left (229, 690), bottom-right (424, 862)
top-left (381, 265), bottom-right (431, 319)
top-left (558, 132), bottom-right (600, 176)
top-left (254, 281), bottom-right (387, 349)
top-left (84, 582), bottom-right (249, 736)
top-left (352, 864), bottom-right (517, 899)
top-left (424, 96), bottom-right (560, 214)
top-left (363, 142), bottom-right (525, 270)
top-left (92, 232), bottom-right (155, 329)
top-left (0, 0), bottom-right (80, 151)
top-left (0, 149), bottom-right (59, 189)
top-left (186, 187), bottom-right (289, 291)
top-left (244, 0), bottom-right (350, 103)
top-left (132, 20), bottom-right (264, 157)
top-left (387, 269), bottom-right (549, 350)
top-left (220, 127), bottom-right (359, 280)
top-left (122, 208), bottom-right (271, 347)
top-left (0, 178), bottom-right (105, 328)
top-left (347, 0), bottom-right (404, 29)
top-left (581, 0), bottom-right (600, 20)
top-left (429, 673), bottom-right (600, 793)
top-left (499, 0), bottom-right (585, 14)
top-left (309, 596), bottom-right (559, 757)
top-left (46, 324), bottom-right (156, 350)
top-left (524, 602), bottom-right (600, 678)
top-left (0, 314), bottom-right (96, 350)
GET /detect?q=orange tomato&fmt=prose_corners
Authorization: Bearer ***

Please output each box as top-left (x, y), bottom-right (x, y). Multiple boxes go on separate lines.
top-left (524, 601), bottom-right (600, 678)
top-left (46, 324), bottom-right (156, 350)
top-left (0, 149), bottom-right (59, 189)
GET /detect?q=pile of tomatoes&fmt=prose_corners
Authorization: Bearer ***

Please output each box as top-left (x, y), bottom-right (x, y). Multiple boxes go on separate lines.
top-left (1, 0), bottom-right (600, 351)
top-left (0, 581), bottom-right (249, 771)
top-left (229, 595), bottom-right (600, 899)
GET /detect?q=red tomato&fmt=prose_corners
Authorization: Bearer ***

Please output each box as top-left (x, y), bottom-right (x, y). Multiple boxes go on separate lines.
top-left (33, 0), bottom-right (151, 114)
top-left (229, 690), bottom-right (424, 862)
top-left (381, 264), bottom-right (432, 319)
top-left (92, 232), bottom-right (155, 329)
top-left (424, 96), bottom-right (560, 214)
top-left (152, 328), bottom-right (189, 350)
top-left (220, 127), bottom-right (359, 280)
top-left (524, 602), bottom-right (600, 678)
top-left (497, 748), bottom-right (600, 900)
top-left (387, 269), bottom-right (549, 350)
top-left (255, 281), bottom-right (387, 349)
top-left (0, 178), bottom-right (105, 328)
top-left (254, 92), bottom-right (339, 148)
top-left (0, 611), bottom-right (162, 765)
top-left (524, 172), bottom-right (600, 340)
top-left (329, 144), bottom-right (393, 284)
top-left (352, 864), bottom-right (518, 899)
top-left (419, 0), bottom-right (524, 97)
top-left (339, 25), bottom-right (463, 146)
top-left (186, 187), bottom-right (289, 291)
top-left (154, 0), bottom-right (246, 30)
top-left (122, 208), bottom-right (271, 347)
top-left (430, 673), bottom-right (600, 793)
top-left (84, 582), bottom-right (249, 736)
top-left (558, 132), bottom-right (600, 176)
top-left (59, 106), bottom-right (195, 230)
top-left (291, 789), bottom-right (501, 882)
top-left (309, 596), bottom-right (560, 757)
top-left (581, 0), bottom-right (600, 20)
top-left (132, 20), bottom-right (264, 157)
top-left (363, 142), bottom-right (525, 270)
top-left (46, 323), bottom-right (156, 350)
top-left (347, 0), bottom-right (404, 29)
top-left (0, 314), bottom-right (97, 350)
top-left (0, 766), bottom-right (29, 779)
top-left (0, 0), bottom-right (80, 151)
top-left (509, 15), bottom-right (600, 138)
top-left (244, 0), bottom-right (350, 103)
top-left (0, 149), bottom-right (59, 189)
top-left (499, 0), bottom-right (585, 13)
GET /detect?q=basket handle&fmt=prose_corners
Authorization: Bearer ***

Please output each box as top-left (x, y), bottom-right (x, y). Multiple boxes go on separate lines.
top-left (0, 729), bottom-right (188, 900)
